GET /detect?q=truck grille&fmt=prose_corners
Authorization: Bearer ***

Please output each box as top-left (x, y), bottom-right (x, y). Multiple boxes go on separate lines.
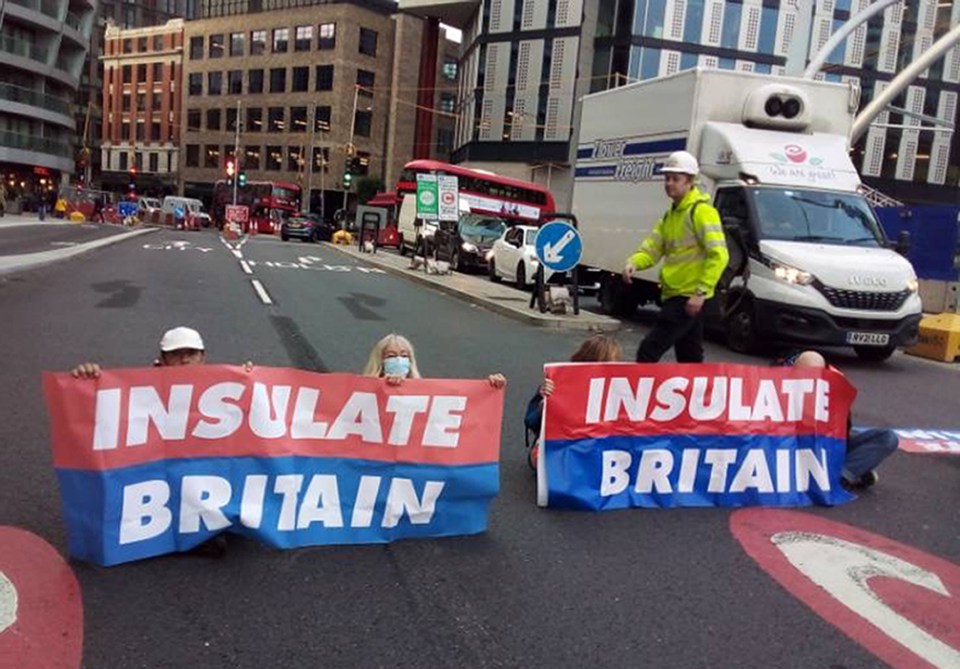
top-left (814, 282), bottom-right (910, 312)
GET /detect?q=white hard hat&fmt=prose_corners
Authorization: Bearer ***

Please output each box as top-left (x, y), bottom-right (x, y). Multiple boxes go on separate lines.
top-left (660, 150), bottom-right (699, 176)
top-left (159, 326), bottom-right (205, 352)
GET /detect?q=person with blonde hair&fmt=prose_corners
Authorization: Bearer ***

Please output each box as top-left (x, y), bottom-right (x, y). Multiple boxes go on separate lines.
top-left (362, 333), bottom-right (506, 388)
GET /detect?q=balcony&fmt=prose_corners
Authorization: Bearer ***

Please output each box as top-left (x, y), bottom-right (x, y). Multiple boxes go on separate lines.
top-left (0, 34), bottom-right (49, 63)
top-left (0, 82), bottom-right (72, 116)
top-left (0, 130), bottom-right (73, 158)
top-left (6, 0), bottom-right (60, 20)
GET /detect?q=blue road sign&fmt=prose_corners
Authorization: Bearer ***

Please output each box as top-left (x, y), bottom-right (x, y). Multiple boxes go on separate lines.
top-left (535, 221), bottom-right (583, 273)
top-left (118, 202), bottom-right (138, 218)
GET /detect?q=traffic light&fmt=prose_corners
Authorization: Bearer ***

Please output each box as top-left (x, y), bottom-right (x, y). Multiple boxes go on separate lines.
top-left (238, 171), bottom-right (247, 188)
top-left (343, 172), bottom-right (353, 189)
top-left (226, 159), bottom-right (236, 177)
top-left (128, 165), bottom-right (137, 191)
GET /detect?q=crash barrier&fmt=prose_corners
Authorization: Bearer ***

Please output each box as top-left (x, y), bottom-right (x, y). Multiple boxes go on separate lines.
top-left (43, 366), bottom-right (503, 566)
top-left (536, 362), bottom-right (856, 510)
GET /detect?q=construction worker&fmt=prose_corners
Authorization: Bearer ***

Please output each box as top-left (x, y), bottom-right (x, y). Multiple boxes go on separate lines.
top-left (622, 150), bottom-right (729, 363)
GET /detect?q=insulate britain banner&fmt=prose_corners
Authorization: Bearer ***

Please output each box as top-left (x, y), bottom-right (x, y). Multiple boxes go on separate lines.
top-left (43, 366), bottom-right (503, 566)
top-left (536, 363), bottom-right (856, 510)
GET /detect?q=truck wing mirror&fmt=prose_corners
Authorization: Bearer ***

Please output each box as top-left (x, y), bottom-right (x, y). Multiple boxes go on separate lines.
top-left (894, 230), bottom-right (910, 257)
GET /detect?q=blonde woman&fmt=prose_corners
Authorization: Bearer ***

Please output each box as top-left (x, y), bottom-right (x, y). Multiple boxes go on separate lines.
top-left (363, 333), bottom-right (506, 388)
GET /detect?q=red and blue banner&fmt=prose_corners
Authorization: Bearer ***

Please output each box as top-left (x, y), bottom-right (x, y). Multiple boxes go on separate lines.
top-left (536, 363), bottom-right (856, 510)
top-left (43, 366), bottom-right (503, 566)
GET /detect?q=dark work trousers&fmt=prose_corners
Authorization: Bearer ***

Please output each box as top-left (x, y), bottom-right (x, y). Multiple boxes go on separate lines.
top-left (636, 296), bottom-right (705, 363)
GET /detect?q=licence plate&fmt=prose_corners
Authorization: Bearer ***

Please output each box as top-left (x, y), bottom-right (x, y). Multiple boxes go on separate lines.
top-left (846, 332), bottom-right (890, 346)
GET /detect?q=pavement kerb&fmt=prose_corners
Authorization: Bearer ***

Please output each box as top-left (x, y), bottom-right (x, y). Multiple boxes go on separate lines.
top-left (325, 242), bottom-right (621, 332)
top-left (0, 226), bottom-right (158, 276)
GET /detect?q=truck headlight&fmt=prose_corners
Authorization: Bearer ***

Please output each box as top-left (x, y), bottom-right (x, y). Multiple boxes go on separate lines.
top-left (461, 242), bottom-right (478, 254)
top-left (771, 261), bottom-right (813, 285)
top-left (906, 278), bottom-right (919, 293)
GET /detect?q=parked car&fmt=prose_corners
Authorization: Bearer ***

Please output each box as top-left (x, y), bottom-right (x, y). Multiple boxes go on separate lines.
top-left (281, 214), bottom-right (328, 242)
top-left (434, 214), bottom-right (507, 272)
top-left (489, 224), bottom-right (554, 288)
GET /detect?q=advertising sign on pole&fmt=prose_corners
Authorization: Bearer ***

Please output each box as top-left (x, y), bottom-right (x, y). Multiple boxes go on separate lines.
top-left (438, 175), bottom-right (460, 222)
top-left (416, 174), bottom-right (439, 219)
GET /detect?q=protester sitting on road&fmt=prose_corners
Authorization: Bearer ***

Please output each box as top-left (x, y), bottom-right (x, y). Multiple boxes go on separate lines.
top-left (523, 334), bottom-right (622, 468)
top-left (362, 332), bottom-right (507, 388)
top-left (775, 350), bottom-right (898, 491)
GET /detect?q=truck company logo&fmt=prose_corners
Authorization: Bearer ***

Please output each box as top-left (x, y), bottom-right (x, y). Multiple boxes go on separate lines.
top-left (770, 144), bottom-right (824, 166)
top-left (849, 275), bottom-right (888, 287)
top-left (575, 137), bottom-right (686, 183)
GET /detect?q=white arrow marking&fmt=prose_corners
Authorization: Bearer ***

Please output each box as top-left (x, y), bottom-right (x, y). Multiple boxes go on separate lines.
top-left (0, 570), bottom-right (17, 634)
top-left (544, 230), bottom-right (576, 264)
top-left (773, 531), bottom-right (960, 668)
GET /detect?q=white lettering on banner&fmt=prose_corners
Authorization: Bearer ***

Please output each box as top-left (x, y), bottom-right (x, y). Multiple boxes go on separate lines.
top-left (92, 385), bottom-right (468, 451)
top-left (119, 474), bottom-right (445, 541)
top-left (584, 376), bottom-right (831, 425)
top-left (598, 448), bottom-right (832, 497)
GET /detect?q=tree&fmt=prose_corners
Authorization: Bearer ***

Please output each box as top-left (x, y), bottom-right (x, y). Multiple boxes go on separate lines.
top-left (356, 177), bottom-right (385, 205)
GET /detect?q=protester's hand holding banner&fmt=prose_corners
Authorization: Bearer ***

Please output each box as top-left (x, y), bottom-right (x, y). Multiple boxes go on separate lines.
top-left (44, 366), bottom-right (503, 566)
top-left (537, 363), bottom-right (856, 510)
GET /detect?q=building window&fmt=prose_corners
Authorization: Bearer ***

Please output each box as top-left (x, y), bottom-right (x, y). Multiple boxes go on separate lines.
top-left (228, 70), bottom-right (243, 94)
top-left (270, 68), bottom-right (286, 93)
top-left (312, 146), bottom-right (329, 171)
top-left (290, 106), bottom-right (307, 132)
top-left (354, 109), bottom-right (372, 137)
top-left (189, 36), bottom-right (203, 59)
top-left (122, 65), bottom-right (131, 84)
top-left (266, 145), bottom-right (282, 170)
top-left (245, 146), bottom-right (260, 170)
top-left (136, 124), bottom-right (145, 141)
top-left (314, 105), bottom-right (331, 132)
top-left (137, 63), bottom-right (147, 83)
top-left (123, 38), bottom-right (132, 54)
top-left (208, 71), bottom-right (222, 95)
top-left (273, 28), bottom-right (288, 53)
top-left (152, 62), bottom-right (163, 81)
top-left (287, 146), bottom-right (305, 172)
top-left (205, 144), bottom-right (220, 168)
top-left (186, 145), bottom-right (199, 167)
top-left (355, 151), bottom-right (370, 176)
top-left (440, 93), bottom-right (456, 113)
top-left (209, 34), bottom-right (224, 58)
top-left (187, 108), bottom-right (201, 130)
top-left (153, 34), bottom-right (164, 51)
top-left (138, 36), bottom-right (148, 52)
top-left (292, 66), bottom-right (308, 92)
top-left (268, 107), bottom-right (284, 132)
top-left (315, 64), bottom-right (333, 91)
top-left (223, 144), bottom-right (236, 164)
top-left (207, 108), bottom-right (221, 131)
top-left (248, 69), bottom-right (263, 94)
top-left (152, 93), bottom-right (161, 110)
top-left (151, 122), bottom-right (161, 141)
top-left (230, 32), bottom-right (245, 56)
top-left (442, 58), bottom-right (457, 81)
top-left (188, 73), bottom-right (202, 95)
top-left (149, 153), bottom-right (159, 172)
top-left (437, 127), bottom-right (454, 158)
top-left (121, 122), bottom-right (130, 140)
top-left (122, 93), bottom-right (131, 111)
top-left (119, 152), bottom-right (128, 171)
top-left (247, 107), bottom-right (262, 131)
top-left (358, 28), bottom-right (378, 56)
top-left (356, 69), bottom-right (375, 96)
top-left (318, 23), bottom-right (335, 49)
top-left (250, 30), bottom-right (266, 55)
top-left (227, 106), bottom-right (239, 131)
top-left (295, 25), bottom-right (313, 51)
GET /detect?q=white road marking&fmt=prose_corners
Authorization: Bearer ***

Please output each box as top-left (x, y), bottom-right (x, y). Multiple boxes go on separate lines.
top-left (232, 249), bottom-right (243, 259)
top-left (239, 260), bottom-right (253, 274)
top-left (251, 279), bottom-right (273, 304)
top-left (0, 570), bottom-right (17, 634)
top-left (49, 241), bottom-right (77, 247)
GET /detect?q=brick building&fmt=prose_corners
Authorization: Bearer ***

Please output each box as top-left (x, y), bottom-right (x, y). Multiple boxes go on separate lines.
top-left (100, 19), bottom-right (185, 194)
top-left (180, 0), bottom-right (458, 213)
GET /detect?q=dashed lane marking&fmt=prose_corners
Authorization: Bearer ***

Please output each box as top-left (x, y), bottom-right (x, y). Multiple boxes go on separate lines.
top-left (251, 279), bottom-right (273, 305)
top-left (240, 260), bottom-right (253, 275)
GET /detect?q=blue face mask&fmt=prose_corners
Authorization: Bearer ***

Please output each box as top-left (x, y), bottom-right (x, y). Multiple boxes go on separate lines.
top-left (383, 355), bottom-right (411, 378)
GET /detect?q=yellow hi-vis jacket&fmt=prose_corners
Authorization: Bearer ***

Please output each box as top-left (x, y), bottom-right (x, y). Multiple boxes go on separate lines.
top-left (627, 187), bottom-right (729, 299)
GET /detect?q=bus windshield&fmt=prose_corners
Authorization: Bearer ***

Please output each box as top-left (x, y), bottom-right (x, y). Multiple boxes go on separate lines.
top-left (750, 188), bottom-right (885, 247)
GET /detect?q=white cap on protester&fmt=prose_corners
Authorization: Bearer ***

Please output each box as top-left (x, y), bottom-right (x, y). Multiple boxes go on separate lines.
top-left (159, 327), bottom-right (205, 352)
top-left (660, 150), bottom-right (700, 176)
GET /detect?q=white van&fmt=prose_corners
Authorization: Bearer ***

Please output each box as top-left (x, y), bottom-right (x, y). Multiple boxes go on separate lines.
top-left (161, 196), bottom-right (211, 230)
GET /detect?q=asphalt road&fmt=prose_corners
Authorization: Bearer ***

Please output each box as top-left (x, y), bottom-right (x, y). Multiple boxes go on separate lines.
top-left (0, 222), bottom-right (128, 256)
top-left (0, 229), bottom-right (957, 669)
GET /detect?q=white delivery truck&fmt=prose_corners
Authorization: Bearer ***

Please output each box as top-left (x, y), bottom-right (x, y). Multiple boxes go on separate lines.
top-left (573, 68), bottom-right (922, 361)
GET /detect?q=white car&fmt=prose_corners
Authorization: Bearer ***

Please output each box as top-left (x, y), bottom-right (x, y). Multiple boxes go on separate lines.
top-left (489, 225), bottom-right (553, 288)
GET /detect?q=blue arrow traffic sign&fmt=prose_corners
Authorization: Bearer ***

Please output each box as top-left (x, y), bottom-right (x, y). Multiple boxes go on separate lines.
top-left (535, 220), bottom-right (582, 273)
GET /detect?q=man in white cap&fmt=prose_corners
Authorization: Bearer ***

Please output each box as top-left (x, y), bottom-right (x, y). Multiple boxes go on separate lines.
top-left (623, 150), bottom-right (729, 363)
top-left (71, 326), bottom-right (207, 378)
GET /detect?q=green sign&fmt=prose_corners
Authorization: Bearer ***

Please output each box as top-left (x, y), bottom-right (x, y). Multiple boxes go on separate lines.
top-left (416, 174), bottom-right (439, 219)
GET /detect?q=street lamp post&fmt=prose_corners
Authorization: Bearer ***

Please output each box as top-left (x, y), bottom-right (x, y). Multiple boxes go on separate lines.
top-left (232, 100), bottom-right (241, 206)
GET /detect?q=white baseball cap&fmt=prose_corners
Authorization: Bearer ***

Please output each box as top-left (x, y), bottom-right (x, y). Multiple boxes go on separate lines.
top-left (660, 150), bottom-right (700, 176)
top-left (159, 326), bottom-right (205, 352)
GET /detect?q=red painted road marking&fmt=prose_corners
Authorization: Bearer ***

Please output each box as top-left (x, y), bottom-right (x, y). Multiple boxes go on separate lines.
top-left (0, 526), bottom-right (83, 669)
top-left (731, 510), bottom-right (960, 669)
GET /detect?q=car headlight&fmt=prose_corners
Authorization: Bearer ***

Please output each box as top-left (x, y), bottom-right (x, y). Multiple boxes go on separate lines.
top-left (906, 278), bottom-right (919, 293)
top-left (461, 242), bottom-right (478, 253)
top-left (770, 260), bottom-right (813, 285)
top-left (485, 249), bottom-right (495, 261)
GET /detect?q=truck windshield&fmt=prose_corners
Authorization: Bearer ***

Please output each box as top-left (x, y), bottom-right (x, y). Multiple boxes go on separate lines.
top-left (750, 188), bottom-right (884, 247)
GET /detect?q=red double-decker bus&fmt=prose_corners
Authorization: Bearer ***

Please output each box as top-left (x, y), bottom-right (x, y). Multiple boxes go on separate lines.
top-left (395, 160), bottom-right (556, 253)
top-left (212, 180), bottom-right (302, 233)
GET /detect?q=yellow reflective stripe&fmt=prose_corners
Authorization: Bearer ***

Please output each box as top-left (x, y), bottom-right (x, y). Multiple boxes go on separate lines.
top-left (704, 238), bottom-right (727, 248)
top-left (699, 223), bottom-right (724, 233)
